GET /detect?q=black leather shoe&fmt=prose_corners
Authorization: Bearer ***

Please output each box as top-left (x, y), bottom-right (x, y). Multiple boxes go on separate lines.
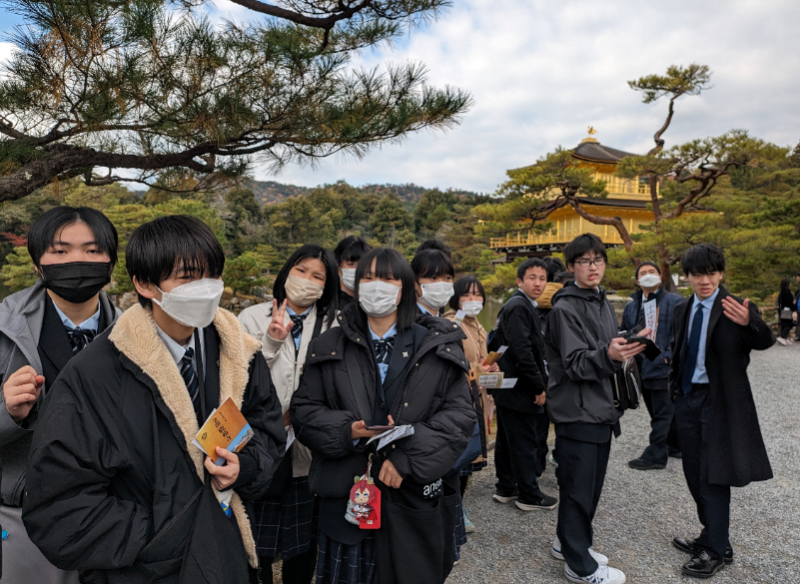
top-left (673, 537), bottom-right (734, 565)
top-left (668, 448), bottom-right (683, 459)
top-left (682, 550), bottom-right (725, 578)
top-left (628, 457), bottom-right (666, 470)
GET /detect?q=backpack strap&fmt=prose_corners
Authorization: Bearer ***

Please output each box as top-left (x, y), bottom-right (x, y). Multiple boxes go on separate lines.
top-left (345, 343), bottom-right (372, 424)
top-left (311, 309), bottom-right (325, 340)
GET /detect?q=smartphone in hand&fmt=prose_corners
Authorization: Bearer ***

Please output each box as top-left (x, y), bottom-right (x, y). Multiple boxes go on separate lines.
top-left (365, 424), bottom-right (395, 432)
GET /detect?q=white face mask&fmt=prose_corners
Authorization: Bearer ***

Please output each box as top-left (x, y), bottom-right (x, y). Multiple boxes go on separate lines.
top-left (340, 268), bottom-right (356, 291)
top-left (358, 281), bottom-right (401, 317)
top-left (154, 278), bottom-right (224, 329)
top-left (285, 275), bottom-right (324, 308)
top-left (461, 300), bottom-right (484, 317)
top-left (638, 273), bottom-right (661, 289)
top-left (420, 282), bottom-right (454, 310)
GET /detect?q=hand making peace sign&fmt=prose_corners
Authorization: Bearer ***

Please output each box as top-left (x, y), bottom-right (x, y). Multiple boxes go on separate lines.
top-left (267, 298), bottom-right (294, 342)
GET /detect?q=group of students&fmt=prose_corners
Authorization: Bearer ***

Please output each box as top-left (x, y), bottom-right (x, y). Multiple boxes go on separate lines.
top-left (0, 206), bottom-right (776, 584)
top-left (485, 236), bottom-right (774, 584)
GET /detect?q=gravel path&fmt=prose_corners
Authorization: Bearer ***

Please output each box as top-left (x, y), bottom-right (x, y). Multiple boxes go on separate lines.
top-left (448, 342), bottom-right (800, 583)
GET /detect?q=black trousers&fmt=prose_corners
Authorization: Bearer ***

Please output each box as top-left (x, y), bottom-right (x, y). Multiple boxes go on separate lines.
top-left (674, 388), bottom-right (731, 560)
top-left (641, 386), bottom-right (680, 465)
top-left (534, 409), bottom-right (551, 473)
top-left (494, 405), bottom-right (545, 501)
top-left (780, 319), bottom-right (793, 339)
top-left (554, 435), bottom-right (611, 577)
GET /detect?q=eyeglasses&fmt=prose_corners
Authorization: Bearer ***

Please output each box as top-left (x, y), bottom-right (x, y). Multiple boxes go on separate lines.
top-left (573, 257), bottom-right (606, 267)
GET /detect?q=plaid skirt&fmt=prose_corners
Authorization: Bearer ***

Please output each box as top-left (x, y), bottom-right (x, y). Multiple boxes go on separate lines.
top-left (453, 490), bottom-right (467, 561)
top-left (252, 476), bottom-right (317, 560)
top-left (316, 532), bottom-right (376, 584)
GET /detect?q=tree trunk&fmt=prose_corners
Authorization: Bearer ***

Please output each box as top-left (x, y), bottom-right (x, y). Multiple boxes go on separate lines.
top-left (568, 199), bottom-right (634, 252)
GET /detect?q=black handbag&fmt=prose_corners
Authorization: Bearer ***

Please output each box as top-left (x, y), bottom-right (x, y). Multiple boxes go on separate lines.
top-left (611, 358), bottom-right (642, 411)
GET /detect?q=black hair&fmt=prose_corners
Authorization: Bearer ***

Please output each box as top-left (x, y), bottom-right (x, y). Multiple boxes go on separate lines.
top-left (563, 233), bottom-right (608, 266)
top-left (554, 271), bottom-right (575, 284)
top-left (28, 206), bottom-right (118, 268)
top-left (635, 261), bottom-right (661, 279)
top-left (780, 278), bottom-right (791, 290)
top-left (272, 244), bottom-right (339, 327)
top-left (354, 247), bottom-right (418, 331)
top-left (681, 243), bottom-right (725, 276)
top-left (517, 257), bottom-right (547, 281)
top-left (544, 257), bottom-right (565, 282)
top-left (449, 275), bottom-right (486, 311)
top-left (125, 215), bottom-right (225, 308)
top-left (334, 236), bottom-right (371, 265)
top-left (415, 239), bottom-right (452, 258)
top-left (411, 249), bottom-right (455, 281)
top-left (127, 215), bottom-right (225, 308)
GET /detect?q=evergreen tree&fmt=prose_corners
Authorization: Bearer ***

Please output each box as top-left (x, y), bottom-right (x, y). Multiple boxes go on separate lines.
top-left (0, 0), bottom-right (471, 202)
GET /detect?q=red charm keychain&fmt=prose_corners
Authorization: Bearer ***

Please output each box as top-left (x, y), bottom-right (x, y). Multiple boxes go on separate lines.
top-left (345, 454), bottom-right (382, 529)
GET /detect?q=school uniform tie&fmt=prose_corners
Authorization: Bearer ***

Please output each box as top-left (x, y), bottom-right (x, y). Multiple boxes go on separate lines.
top-left (181, 347), bottom-right (202, 422)
top-left (372, 337), bottom-right (395, 366)
top-left (66, 327), bottom-right (96, 356)
top-left (289, 313), bottom-right (307, 343)
top-left (681, 304), bottom-right (705, 395)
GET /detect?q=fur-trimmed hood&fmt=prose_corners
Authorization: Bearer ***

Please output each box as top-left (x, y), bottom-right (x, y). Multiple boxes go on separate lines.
top-left (109, 305), bottom-right (262, 568)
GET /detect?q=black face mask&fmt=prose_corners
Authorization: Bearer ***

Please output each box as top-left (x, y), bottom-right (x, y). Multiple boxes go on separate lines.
top-left (40, 261), bottom-right (113, 304)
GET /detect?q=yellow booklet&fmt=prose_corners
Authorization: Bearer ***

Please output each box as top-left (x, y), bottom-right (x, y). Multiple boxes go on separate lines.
top-left (192, 397), bottom-right (254, 466)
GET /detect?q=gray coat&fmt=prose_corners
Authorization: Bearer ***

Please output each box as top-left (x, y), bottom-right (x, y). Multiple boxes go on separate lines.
top-left (0, 280), bottom-right (120, 506)
top-left (544, 283), bottom-right (622, 427)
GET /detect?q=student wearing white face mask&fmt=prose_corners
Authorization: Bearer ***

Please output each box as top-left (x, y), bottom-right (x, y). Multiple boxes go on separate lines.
top-left (443, 276), bottom-right (500, 534)
top-left (23, 216), bottom-right (286, 584)
top-left (238, 244), bottom-right (339, 584)
top-left (334, 236), bottom-right (371, 311)
top-left (620, 261), bottom-right (683, 471)
top-left (411, 249), bottom-right (454, 317)
top-left (290, 248), bottom-right (475, 584)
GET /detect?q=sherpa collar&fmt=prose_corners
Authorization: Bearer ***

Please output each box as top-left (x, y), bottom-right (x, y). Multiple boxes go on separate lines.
top-left (109, 304), bottom-right (262, 568)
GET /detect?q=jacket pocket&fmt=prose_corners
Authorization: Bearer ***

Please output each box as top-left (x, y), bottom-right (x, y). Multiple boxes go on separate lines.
top-left (136, 487), bottom-right (203, 575)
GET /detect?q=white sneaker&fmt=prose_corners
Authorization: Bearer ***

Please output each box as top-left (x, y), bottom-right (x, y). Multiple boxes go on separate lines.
top-left (552, 536), bottom-right (608, 565)
top-left (777, 337), bottom-right (788, 346)
top-left (565, 564), bottom-right (625, 584)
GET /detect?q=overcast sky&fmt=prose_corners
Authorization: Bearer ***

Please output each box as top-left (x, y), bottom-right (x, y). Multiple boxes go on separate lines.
top-left (2, 0), bottom-right (799, 193)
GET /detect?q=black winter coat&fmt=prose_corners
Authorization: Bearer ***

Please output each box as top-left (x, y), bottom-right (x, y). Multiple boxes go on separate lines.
top-left (493, 290), bottom-right (548, 414)
top-left (290, 308), bottom-right (475, 500)
top-left (669, 287), bottom-right (774, 487)
top-left (544, 283), bottom-right (622, 427)
top-left (22, 306), bottom-right (286, 584)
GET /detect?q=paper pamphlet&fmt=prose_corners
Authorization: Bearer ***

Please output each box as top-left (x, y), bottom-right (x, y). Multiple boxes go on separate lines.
top-left (192, 397), bottom-right (254, 466)
top-left (477, 372), bottom-right (504, 389)
top-left (483, 345), bottom-right (508, 366)
top-left (643, 300), bottom-right (658, 341)
top-left (500, 377), bottom-right (518, 389)
top-left (366, 424), bottom-right (415, 450)
top-left (452, 310), bottom-right (466, 324)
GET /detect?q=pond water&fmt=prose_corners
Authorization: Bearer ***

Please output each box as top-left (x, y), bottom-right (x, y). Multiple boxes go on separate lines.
top-left (476, 296), bottom-right (504, 332)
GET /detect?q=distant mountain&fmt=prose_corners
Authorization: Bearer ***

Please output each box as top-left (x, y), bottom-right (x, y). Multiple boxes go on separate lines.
top-left (245, 180), bottom-right (311, 205)
top-left (245, 179), bottom-right (484, 207)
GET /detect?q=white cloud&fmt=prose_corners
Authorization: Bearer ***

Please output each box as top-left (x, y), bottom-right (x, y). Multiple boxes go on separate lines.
top-left (2, 1), bottom-right (799, 192)
top-left (258, 0), bottom-right (800, 192)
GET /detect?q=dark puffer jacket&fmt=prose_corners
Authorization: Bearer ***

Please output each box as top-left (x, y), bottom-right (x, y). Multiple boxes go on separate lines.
top-left (620, 286), bottom-right (683, 385)
top-left (544, 283), bottom-right (622, 426)
top-left (290, 307), bottom-right (476, 500)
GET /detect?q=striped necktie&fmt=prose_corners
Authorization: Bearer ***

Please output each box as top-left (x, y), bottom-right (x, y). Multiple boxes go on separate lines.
top-left (180, 347), bottom-right (202, 422)
top-left (67, 328), bottom-right (96, 356)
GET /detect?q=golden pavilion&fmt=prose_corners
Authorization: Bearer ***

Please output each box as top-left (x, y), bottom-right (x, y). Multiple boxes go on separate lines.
top-left (490, 131), bottom-right (656, 260)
